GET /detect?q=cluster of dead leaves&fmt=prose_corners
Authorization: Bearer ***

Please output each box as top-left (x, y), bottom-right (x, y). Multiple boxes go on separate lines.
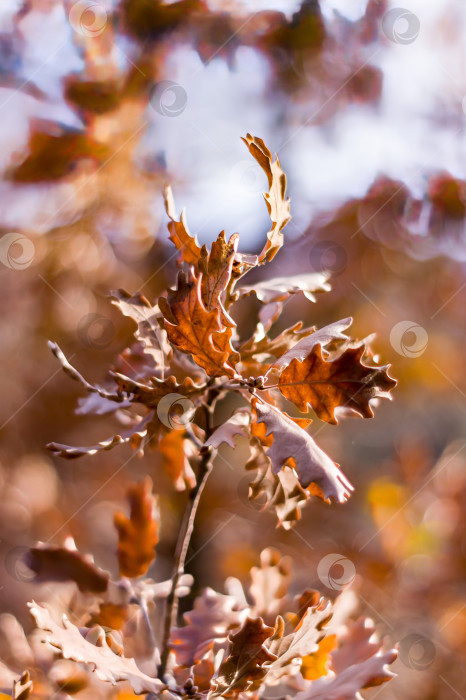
top-left (47, 134), bottom-right (396, 526)
top-left (3, 538), bottom-right (396, 700)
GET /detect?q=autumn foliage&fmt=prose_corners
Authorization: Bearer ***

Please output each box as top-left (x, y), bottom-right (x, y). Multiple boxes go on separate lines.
top-left (0, 135), bottom-right (400, 699)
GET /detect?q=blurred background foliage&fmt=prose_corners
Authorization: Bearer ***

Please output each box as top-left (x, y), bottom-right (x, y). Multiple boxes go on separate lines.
top-left (0, 0), bottom-right (465, 698)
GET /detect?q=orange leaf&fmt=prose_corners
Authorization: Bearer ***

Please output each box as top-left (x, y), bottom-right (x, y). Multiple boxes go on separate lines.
top-left (114, 477), bottom-right (159, 578)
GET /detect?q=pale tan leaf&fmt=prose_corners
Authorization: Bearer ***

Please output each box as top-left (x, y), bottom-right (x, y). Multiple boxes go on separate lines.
top-left (254, 402), bottom-right (353, 504)
top-left (241, 134), bottom-right (291, 262)
top-left (206, 411), bottom-right (250, 449)
top-left (28, 603), bottom-right (164, 695)
top-left (238, 273), bottom-right (330, 304)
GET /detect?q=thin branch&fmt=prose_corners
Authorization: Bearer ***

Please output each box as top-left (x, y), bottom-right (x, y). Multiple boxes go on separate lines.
top-left (157, 387), bottom-right (220, 680)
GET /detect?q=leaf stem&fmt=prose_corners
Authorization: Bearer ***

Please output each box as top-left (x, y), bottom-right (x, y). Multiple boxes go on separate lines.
top-left (157, 388), bottom-right (220, 680)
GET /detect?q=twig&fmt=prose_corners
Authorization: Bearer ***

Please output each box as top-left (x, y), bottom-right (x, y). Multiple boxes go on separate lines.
top-left (157, 388), bottom-right (220, 680)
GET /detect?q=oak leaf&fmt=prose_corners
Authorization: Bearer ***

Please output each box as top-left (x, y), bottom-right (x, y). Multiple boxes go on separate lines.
top-left (12, 671), bottom-right (32, 700)
top-left (254, 402), bottom-right (353, 503)
top-left (28, 603), bottom-right (164, 695)
top-left (266, 599), bottom-right (332, 681)
top-left (164, 184), bottom-right (202, 265)
top-left (158, 429), bottom-right (197, 491)
top-left (210, 617), bottom-right (276, 697)
top-left (241, 134), bottom-right (291, 262)
top-left (277, 344), bottom-right (397, 424)
top-left (170, 588), bottom-right (246, 668)
top-left (249, 548), bottom-right (292, 622)
top-left (270, 318), bottom-right (352, 372)
top-left (159, 271), bottom-right (238, 377)
top-left (114, 477), bottom-right (159, 578)
top-left (205, 411), bottom-right (250, 449)
top-left (25, 539), bottom-right (110, 593)
top-left (238, 272), bottom-right (330, 304)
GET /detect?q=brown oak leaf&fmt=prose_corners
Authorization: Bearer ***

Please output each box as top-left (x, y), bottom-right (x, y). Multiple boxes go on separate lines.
top-left (159, 271), bottom-right (238, 377)
top-left (210, 617), bottom-right (277, 697)
top-left (277, 344), bottom-right (397, 424)
top-left (25, 539), bottom-right (110, 594)
top-left (270, 318), bottom-right (352, 372)
top-left (164, 184), bottom-right (202, 265)
top-left (241, 134), bottom-right (291, 262)
top-left (254, 401), bottom-right (353, 503)
top-left (114, 477), bottom-right (159, 578)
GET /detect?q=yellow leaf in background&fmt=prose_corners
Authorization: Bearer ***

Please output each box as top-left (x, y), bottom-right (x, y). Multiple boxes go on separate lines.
top-left (301, 633), bottom-right (337, 680)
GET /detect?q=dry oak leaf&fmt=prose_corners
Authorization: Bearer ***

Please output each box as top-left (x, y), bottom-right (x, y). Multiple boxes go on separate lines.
top-left (238, 322), bottom-right (315, 377)
top-left (47, 414), bottom-right (151, 459)
top-left (270, 318), bottom-right (352, 372)
top-left (241, 134), bottom-right (291, 262)
top-left (12, 671), bottom-right (33, 700)
top-left (292, 648), bottom-right (397, 700)
top-left (28, 603), bottom-right (164, 696)
top-left (170, 588), bottom-right (247, 668)
top-left (111, 372), bottom-right (202, 409)
top-left (114, 477), bottom-right (159, 578)
top-left (164, 184), bottom-right (202, 265)
top-left (237, 272), bottom-right (330, 304)
top-left (266, 599), bottom-right (332, 681)
top-left (199, 231), bottom-right (239, 318)
top-left (249, 548), bottom-right (292, 622)
top-left (246, 442), bottom-right (311, 529)
top-left (159, 271), bottom-right (238, 377)
top-left (158, 429), bottom-right (197, 491)
top-left (254, 401), bottom-right (353, 503)
top-left (278, 344), bottom-right (397, 424)
top-left (111, 289), bottom-right (170, 367)
top-left (301, 634), bottom-right (337, 680)
top-left (206, 411), bottom-right (251, 449)
top-left (25, 539), bottom-right (110, 593)
top-left (210, 617), bottom-right (277, 697)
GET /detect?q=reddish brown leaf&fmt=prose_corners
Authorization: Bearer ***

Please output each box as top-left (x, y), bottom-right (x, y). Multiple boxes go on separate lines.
top-left (159, 271), bottom-right (238, 377)
top-left (114, 477), bottom-right (159, 578)
top-left (163, 185), bottom-right (202, 265)
top-left (278, 344), bottom-right (396, 424)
